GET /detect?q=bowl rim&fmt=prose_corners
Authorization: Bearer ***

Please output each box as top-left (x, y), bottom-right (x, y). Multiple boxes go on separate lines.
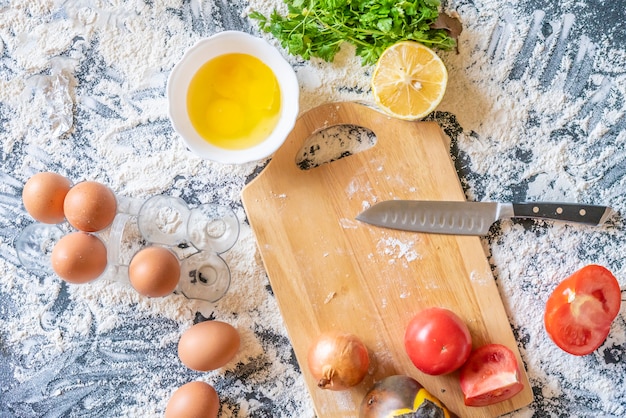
top-left (167, 30), bottom-right (300, 164)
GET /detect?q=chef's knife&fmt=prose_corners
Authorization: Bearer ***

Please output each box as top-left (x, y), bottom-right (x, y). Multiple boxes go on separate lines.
top-left (356, 201), bottom-right (616, 236)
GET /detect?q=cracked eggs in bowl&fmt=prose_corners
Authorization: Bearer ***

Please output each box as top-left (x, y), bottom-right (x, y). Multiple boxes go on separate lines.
top-left (167, 31), bottom-right (300, 164)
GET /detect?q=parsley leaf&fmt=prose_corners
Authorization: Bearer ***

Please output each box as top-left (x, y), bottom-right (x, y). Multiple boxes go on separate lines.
top-left (250, 0), bottom-right (459, 65)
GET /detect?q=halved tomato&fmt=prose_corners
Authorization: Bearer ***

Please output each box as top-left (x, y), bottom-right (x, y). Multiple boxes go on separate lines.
top-left (544, 264), bottom-right (621, 356)
top-left (459, 344), bottom-right (524, 407)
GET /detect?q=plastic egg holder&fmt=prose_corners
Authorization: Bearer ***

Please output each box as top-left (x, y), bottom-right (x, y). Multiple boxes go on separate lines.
top-left (15, 194), bottom-right (240, 303)
top-left (15, 222), bottom-right (67, 273)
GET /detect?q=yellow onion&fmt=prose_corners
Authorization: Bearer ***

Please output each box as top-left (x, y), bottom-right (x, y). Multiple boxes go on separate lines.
top-left (307, 331), bottom-right (370, 391)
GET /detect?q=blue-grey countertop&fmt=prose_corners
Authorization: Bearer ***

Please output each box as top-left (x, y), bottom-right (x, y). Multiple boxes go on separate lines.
top-left (1, 0), bottom-right (625, 417)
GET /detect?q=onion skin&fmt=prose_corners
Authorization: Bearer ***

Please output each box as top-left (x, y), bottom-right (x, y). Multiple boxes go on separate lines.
top-left (359, 375), bottom-right (458, 418)
top-left (307, 331), bottom-right (370, 391)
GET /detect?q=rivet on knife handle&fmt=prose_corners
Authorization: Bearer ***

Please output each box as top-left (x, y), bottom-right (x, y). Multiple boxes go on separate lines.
top-left (511, 203), bottom-right (616, 226)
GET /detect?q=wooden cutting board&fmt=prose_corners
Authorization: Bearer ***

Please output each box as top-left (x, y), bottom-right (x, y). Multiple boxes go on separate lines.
top-left (241, 102), bottom-right (533, 417)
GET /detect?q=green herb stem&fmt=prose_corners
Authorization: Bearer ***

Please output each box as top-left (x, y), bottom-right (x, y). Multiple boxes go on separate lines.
top-left (250, 0), bottom-right (456, 65)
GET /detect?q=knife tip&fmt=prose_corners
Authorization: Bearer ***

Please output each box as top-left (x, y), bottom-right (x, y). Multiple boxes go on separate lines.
top-left (355, 204), bottom-right (375, 221)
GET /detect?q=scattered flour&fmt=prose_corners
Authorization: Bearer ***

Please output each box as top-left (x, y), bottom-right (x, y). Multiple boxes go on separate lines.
top-left (244, 1), bottom-right (626, 416)
top-left (1, 0), bottom-right (625, 416)
top-left (376, 236), bottom-right (421, 264)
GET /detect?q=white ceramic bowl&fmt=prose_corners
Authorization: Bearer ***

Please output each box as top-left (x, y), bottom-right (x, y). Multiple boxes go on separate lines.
top-left (167, 31), bottom-right (300, 164)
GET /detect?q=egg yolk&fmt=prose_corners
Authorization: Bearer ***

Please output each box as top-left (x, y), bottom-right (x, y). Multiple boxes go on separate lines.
top-left (186, 53), bottom-right (281, 150)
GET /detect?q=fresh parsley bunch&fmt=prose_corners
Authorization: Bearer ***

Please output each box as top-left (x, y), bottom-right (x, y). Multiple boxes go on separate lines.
top-left (249, 0), bottom-right (456, 65)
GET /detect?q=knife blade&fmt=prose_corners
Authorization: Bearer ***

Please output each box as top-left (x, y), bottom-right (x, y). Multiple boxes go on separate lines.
top-left (355, 200), bottom-right (616, 236)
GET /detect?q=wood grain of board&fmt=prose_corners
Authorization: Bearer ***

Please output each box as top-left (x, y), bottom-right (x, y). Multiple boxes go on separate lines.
top-left (241, 102), bottom-right (533, 417)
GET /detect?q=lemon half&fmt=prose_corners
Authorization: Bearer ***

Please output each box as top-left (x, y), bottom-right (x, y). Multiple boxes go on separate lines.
top-left (371, 41), bottom-right (448, 121)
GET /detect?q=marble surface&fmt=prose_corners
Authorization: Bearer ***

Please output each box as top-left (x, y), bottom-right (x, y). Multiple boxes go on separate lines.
top-left (1, 1), bottom-right (625, 417)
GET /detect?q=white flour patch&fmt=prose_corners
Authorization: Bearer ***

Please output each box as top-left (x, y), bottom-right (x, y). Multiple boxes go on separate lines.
top-left (469, 270), bottom-right (491, 287)
top-left (339, 217), bottom-right (359, 229)
top-left (376, 237), bottom-right (421, 264)
top-left (1, 0), bottom-right (625, 417)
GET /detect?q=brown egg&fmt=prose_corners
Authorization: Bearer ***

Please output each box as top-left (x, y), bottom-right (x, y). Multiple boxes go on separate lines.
top-left (64, 181), bottom-right (117, 232)
top-left (51, 232), bottom-right (108, 284)
top-left (164, 381), bottom-right (219, 418)
top-left (128, 246), bottom-right (180, 297)
top-left (178, 320), bottom-right (240, 372)
top-left (22, 172), bottom-right (72, 224)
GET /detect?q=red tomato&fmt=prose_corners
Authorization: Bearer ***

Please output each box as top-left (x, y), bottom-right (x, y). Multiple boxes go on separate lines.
top-left (544, 264), bottom-right (621, 356)
top-left (404, 307), bottom-right (472, 375)
top-left (459, 343), bottom-right (524, 407)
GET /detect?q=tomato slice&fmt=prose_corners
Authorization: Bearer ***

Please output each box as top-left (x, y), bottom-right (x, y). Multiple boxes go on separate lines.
top-left (459, 344), bottom-right (524, 407)
top-left (544, 264), bottom-right (621, 356)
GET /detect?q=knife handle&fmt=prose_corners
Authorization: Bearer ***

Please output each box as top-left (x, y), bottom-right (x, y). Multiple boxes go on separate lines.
top-left (512, 202), bottom-right (613, 225)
